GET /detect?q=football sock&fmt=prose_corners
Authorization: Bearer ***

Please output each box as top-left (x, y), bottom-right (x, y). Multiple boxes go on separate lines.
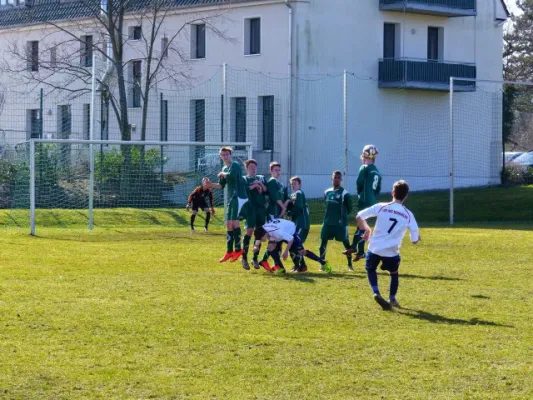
top-left (305, 250), bottom-right (326, 266)
top-left (233, 228), bottom-right (242, 251)
top-left (226, 231), bottom-right (234, 253)
top-left (319, 240), bottom-right (328, 260)
top-left (352, 229), bottom-right (364, 251)
top-left (270, 250), bottom-right (284, 269)
top-left (343, 239), bottom-right (353, 266)
top-left (243, 234), bottom-right (251, 259)
top-left (390, 273), bottom-right (399, 298)
top-left (253, 243), bottom-right (261, 262)
top-left (366, 266), bottom-right (379, 295)
top-left (190, 214), bottom-right (196, 229)
top-left (205, 212), bottom-right (211, 228)
top-left (261, 249), bottom-right (270, 262)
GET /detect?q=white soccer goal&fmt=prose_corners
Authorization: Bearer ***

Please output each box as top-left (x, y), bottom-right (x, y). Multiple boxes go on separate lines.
top-left (27, 139), bottom-right (252, 235)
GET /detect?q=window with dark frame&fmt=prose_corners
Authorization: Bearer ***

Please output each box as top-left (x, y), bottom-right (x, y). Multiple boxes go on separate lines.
top-left (82, 35), bottom-right (93, 67)
top-left (160, 99), bottom-right (168, 141)
top-left (83, 104), bottom-right (91, 140)
top-left (194, 99), bottom-right (206, 165)
top-left (29, 109), bottom-right (41, 139)
top-left (427, 27), bottom-right (439, 61)
top-left (262, 95), bottom-right (274, 151)
top-left (132, 26), bottom-right (142, 40)
top-left (235, 97), bottom-right (246, 148)
top-left (28, 41), bottom-right (39, 72)
top-left (383, 23), bottom-right (396, 59)
top-left (132, 60), bottom-right (142, 108)
top-left (195, 24), bottom-right (206, 59)
top-left (161, 37), bottom-right (169, 58)
top-left (249, 18), bottom-right (260, 55)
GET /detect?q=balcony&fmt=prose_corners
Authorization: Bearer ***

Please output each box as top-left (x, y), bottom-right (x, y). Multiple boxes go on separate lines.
top-left (379, 0), bottom-right (476, 17)
top-left (378, 58), bottom-right (476, 91)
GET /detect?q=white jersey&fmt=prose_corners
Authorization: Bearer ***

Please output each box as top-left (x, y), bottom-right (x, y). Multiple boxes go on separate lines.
top-left (357, 202), bottom-right (419, 257)
top-left (263, 219), bottom-right (296, 242)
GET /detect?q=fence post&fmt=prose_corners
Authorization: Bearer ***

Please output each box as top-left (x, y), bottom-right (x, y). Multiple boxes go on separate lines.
top-left (30, 139), bottom-right (36, 236)
top-left (88, 54), bottom-right (96, 230)
top-left (343, 70), bottom-right (348, 185)
top-left (222, 63), bottom-right (228, 214)
top-left (449, 77), bottom-right (454, 226)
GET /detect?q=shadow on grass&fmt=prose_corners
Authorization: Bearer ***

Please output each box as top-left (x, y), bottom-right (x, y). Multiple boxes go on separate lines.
top-left (397, 308), bottom-right (513, 328)
top-left (471, 294), bottom-right (491, 299)
top-left (270, 271), bottom-right (367, 284)
top-left (158, 210), bottom-right (188, 225)
top-left (400, 273), bottom-right (464, 282)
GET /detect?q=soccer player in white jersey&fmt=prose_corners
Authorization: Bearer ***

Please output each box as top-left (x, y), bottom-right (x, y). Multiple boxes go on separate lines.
top-left (356, 180), bottom-right (421, 310)
top-left (254, 219), bottom-right (332, 274)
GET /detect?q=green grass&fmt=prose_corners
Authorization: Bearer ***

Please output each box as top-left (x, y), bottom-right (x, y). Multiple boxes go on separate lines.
top-left (0, 185), bottom-right (532, 398)
top-left (0, 223), bottom-right (532, 399)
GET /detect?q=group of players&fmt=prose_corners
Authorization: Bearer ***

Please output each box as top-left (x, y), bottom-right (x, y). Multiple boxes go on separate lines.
top-left (187, 145), bottom-right (420, 310)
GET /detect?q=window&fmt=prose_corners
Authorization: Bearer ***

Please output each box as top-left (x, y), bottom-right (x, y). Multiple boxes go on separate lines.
top-left (193, 99), bottom-right (205, 142)
top-left (234, 97), bottom-right (246, 145)
top-left (261, 96), bottom-right (274, 151)
top-left (160, 99), bottom-right (168, 141)
top-left (245, 18), bottom-right (260, 55)
top-left (81, 35), bottom-right (93, 67)
top-left (83, 104), bottom-right (91, 140)
top-left (57, 105), bottom-right (72, 139)
top-left (191, 24), bottom-right (206, 59)
top-left (130, 26), bottom-right (142, 40)
top-left (27, 109), bottom-right (41, 139)
top-left (27, 41), bottom-right (39, 72)
top-left (131, 60), bottom-right (142, 108)
top-left (383, 23), bottom-right (397, 59)
top-left (50, 47), bottom-right (57, 68)
top-left (428, 27), bottom-right (443, 61)
top-left (161, 37), bottom-right (168, 58)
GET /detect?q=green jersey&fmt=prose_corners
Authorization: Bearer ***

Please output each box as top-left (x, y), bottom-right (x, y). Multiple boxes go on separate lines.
top-left (356, 164), bottom-right (381, 209)
top-left (323, 186), bottom-right (352, 227)
top-left (243, 175), bottom-right (267, 208)
top-left (289, 190), bottom-right (310, 229)
top-left (266, 176), bottom-right (286, 217)
top-left (220, 161), bottom-right (247, 199)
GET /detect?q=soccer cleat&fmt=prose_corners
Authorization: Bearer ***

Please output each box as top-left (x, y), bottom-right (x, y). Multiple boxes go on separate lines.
top-left (219, 252), bottom-right (234, 263)
top-left (252, 260), bottom-right (261, 270)
top-left (290, 267), bottom-right (299, 273)
top-left (204, 227), bottom-right (208, 233)
top-left (322, 263), bottom-right (332, 274)
top-left (342, 248), bottom-right (356, 255)
top-left (191, 228), bottom-right (195, 233)
top-left (347, 265), bottom-right (354, 272)
top-left (297, 265), bottom-right (308, 273)
top-left (259, 260), bottom-right (272, 272)
top-left (241, 258), bottom-right (250, 270)
top-left (319, 265), bottom-right (325, 272)
top-left (230, 249), bottom-right (245, 262)
top-left (353, 253), bottom-right (365, 262)
top-left (273, 265), bottom-right (286, 274)
top-left (389, 298), bottom-right (400, 308)
top-left (374, 294), bottom-right (392, 311)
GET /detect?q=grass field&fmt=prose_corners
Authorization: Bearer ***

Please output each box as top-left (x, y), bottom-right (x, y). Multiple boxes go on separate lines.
top-left (0, 186), bottom-right (532, 399)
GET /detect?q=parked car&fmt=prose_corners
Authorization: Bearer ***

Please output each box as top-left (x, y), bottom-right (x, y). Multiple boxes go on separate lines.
top-left (504, 151), bottom-right (524, 163)
top-left (510, 151), bottom-right (533, 171)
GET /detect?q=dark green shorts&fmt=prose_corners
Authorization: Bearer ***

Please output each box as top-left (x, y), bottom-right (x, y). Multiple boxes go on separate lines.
top-left (244, 205), bottom-right (267, 230)
top-left (225, 196), bottom-right (248, 221)
top-left (320, 225), bottom-right (349, 242)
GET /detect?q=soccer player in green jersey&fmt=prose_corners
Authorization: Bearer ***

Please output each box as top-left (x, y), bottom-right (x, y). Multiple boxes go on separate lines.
top-left (287, 176), bottom-right (310, 273)
top-left (241, 159), bottom-right (268, 270)
top-left (319, 170), bottom-right (354, 272)
top-left (258, 162), bottom-right (288, 270)
top-left (206, 147), bottom-right (249, 263)
top-left (344, 144), bottom-right (382, 262)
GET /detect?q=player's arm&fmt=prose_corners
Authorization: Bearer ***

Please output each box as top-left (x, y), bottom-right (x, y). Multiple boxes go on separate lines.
top-left (356, 166), bottom-right (366, 194)
top-left (356, 204), bottom-right (380, 240)
top-left (376, 174), bottom-right (382, 196)
top-left (344, 192), bottom-right (353, 215)
top-left (408, 214), bottom-right (421, 244)
top-left (209, 182), bottom-right (223, 190)
top-left (282, 237), bottom-right (294, 260)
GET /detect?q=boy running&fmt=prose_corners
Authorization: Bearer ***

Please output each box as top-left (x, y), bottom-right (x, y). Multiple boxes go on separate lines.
top-left (286, 176), bottom-right (310, 273)
top-left (345, 144), bottom-right (382, 262)
top-left (242, 159), bottom-right (268, 270)
top-left (186, 177), bottom-right (215, 232)
top-left (205, 147), bottom-right (248, 263)
top-left (356, 180), bottom-right (420, 310)
top-left (255, 219), bottom-right (331, 274)
top-left (320, 170), bottom-right (354, 271)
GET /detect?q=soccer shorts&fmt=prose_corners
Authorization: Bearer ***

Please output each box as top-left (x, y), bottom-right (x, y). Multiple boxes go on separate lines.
top-left (244, 205), bottom-right (267, 230)
top-left (296, 227), bottom-right (309, 243)
top-left (365, 251), bottom-right (401, 273)
top-left (320, 225), bottom-right (349, 242)
top-left (289, 233), bottom-right (304, 252)
top-left (191, 198), bottom-right (208, 212)
top-left (225, 196), bottom-right (248, 221)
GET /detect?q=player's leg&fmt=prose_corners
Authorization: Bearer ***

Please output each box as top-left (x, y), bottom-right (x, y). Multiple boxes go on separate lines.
top-left (203, 207), bottom-right (211, 232)
top-left (269, 242), bottom-right (285, 273)
top-left (319, 224), bottom-right (330, 268)
top-left (365, 252), bottom-right (391, 310)
top-left (296, 228), bottom-right (309, 272)
top-left (220, 198), bottom-right (238, 262)
top-left (229, 198), bottom-right (248, 262)
top-left (241, 204), bottom-right (254, 270)
top-left (190, 208), bottom-right (198, 232)
top-left (381, 255), bottom-right (401, 307)
top-left (337, 226), bottom-right (354, 271)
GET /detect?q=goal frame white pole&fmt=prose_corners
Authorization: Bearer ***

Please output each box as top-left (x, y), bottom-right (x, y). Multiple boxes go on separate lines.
top-left (449, 77), bottom-right (455, 226)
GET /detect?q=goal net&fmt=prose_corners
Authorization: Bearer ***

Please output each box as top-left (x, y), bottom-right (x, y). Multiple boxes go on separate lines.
top-left (1, 139), bottom-right (251, 233)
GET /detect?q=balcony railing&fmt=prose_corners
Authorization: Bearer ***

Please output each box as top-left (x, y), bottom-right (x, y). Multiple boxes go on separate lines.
top-left (379, 0), bottom-right (476, 17)
top-left (378, 58), bottom-right (476, 91)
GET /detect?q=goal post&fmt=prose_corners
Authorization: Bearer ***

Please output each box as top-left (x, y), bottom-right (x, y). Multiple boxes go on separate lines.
top-left (28, 139), bottom-right (253, 235)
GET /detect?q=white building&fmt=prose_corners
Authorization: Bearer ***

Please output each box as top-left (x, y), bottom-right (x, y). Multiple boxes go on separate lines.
top-left (0, 0), bottom-right (509, 198)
